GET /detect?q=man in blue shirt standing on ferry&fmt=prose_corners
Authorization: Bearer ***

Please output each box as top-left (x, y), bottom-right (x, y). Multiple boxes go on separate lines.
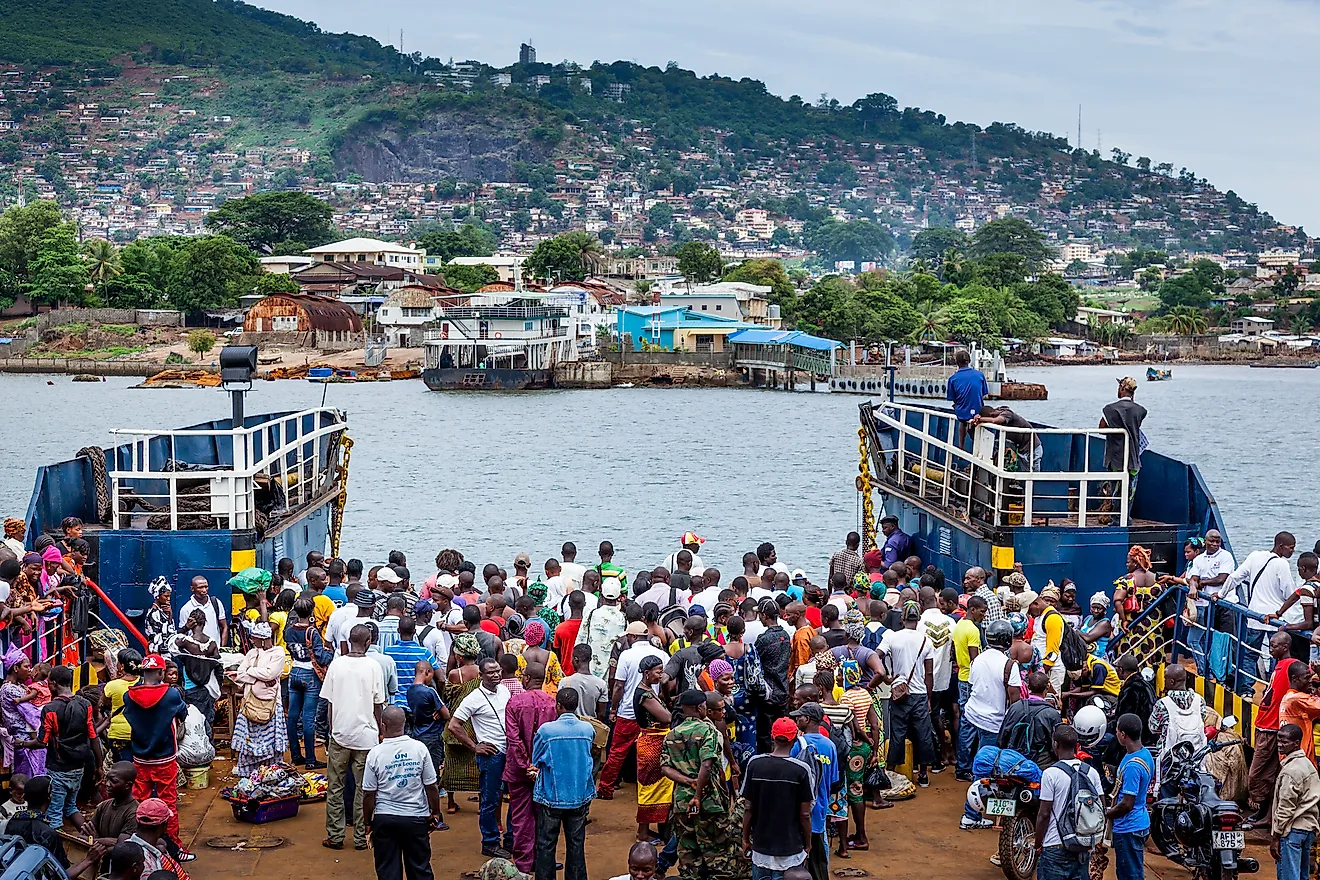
top-left (946, 349), bottom-right (989, 451)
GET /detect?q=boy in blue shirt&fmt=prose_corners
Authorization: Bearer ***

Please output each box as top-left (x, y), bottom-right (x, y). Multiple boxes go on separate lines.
top-left (1106, 713), bottom-right (1154, 880)
top-left (789, 697), bottom-right (839, 880)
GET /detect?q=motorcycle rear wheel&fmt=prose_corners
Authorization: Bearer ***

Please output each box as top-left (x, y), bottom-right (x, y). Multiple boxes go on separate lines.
top-left (997, 815), bottom-right (1037, 880)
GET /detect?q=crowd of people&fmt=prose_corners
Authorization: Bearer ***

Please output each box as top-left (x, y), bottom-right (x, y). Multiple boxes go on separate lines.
top-left (7, 512), bottom-right (1320, 880)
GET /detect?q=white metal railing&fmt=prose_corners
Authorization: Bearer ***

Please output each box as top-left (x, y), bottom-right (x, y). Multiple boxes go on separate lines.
top-left (872, 402), bottom-right (1131, 528)
top-left (109, 407), bottom-right (346, 531)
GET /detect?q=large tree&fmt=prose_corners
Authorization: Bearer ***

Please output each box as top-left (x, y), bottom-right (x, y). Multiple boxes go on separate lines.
top-left (806, 219), bottom-right (896, 268)
top-left (910, 226), bottom-right (967, 266)
top-left (27, 225), bottom-right (93, 306)
top-left (166, 235), bottom-right (261, 313)
top-left (524, 232), bottom-right (603, 283)
top-left (0, 200), bottom-right (70, 308)
top-left (675, 241), bottom-right (725, 286)
top-left (969, 217), bottom-right (1054, 273)
top-left (723, 258), bottom-right (797, 308)
top-left (416, 223), bottom-right (497, 262)
top-left (204, 191), bottom-right (334, 253)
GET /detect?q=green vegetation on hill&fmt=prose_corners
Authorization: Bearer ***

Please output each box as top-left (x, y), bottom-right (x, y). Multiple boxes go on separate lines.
top-left (0, 0), bottom-right (411, 74)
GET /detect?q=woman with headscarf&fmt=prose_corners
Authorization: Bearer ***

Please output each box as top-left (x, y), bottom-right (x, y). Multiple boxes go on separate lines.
top-left (722, 615), bottom-right (761, 757)
top-left (8, 554), bottom-right (45, 662)
top-left (143, 577), bottom-right (178, 654)
top-left (524, 581), bottom-right (562, 633)
top-left (74, 628), bottom-right (127, 694)
top-left (836, 626), bottom-right (889, 847)
top-left (632, 654), bottom-right (672, 844)
top-left (2, 518), bottom-right (26, 559)
top-left (441, 632), bottom-right (483, 814)
top-left (0, 648), bottom-right (44, 777)
top-left (853, 549), bottom-right (885, 597)
top-left (232, 592), bottom-right (288, 777)
top-left (1080, 592), bottom-right (1118, 657)
top-left (518, 619), bottom-right (562, 696)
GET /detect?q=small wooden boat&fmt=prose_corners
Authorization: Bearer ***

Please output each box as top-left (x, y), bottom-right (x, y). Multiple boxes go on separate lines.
top-left (1146, 367), bottom-right (1172, 381)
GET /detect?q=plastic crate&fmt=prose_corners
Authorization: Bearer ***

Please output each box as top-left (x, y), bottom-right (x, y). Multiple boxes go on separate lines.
top-left (229, 794), bottom-right (301, 824)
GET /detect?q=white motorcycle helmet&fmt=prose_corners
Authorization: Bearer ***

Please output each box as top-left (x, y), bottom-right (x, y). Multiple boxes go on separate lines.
top-left (966, 779), bottom-right (989, 815)
top-left (1073, 704), bottom-right (1108, 748)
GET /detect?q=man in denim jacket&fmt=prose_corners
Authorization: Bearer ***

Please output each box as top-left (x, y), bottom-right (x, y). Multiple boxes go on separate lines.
top-left (531, 688), bottom-right (597, 880)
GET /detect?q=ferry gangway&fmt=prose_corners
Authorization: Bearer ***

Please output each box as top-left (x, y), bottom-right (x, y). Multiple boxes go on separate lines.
top-left (1106, 583), bottom-right (1292, 740)
top-left (107, 407), bottom-right (347, 533)
top-left (864, 401), bottom-right (1133, 530)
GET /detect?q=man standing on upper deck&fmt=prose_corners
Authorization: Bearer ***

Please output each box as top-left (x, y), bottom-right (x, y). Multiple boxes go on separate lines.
top-left (946, 349), bottom-right (989, 451)
top-left (1099, 376), bottom-right (1147, 504)
top-left (878, 516), bottom-right (914, 568)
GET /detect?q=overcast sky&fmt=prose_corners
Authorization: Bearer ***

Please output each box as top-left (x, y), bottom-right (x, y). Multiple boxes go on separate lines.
top-left (264, 0), bottom-right (1318, 234)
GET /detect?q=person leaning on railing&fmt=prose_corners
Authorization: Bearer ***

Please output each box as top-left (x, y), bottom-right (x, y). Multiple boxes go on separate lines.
top-left (1263, 551), bottom-right (1320, 664)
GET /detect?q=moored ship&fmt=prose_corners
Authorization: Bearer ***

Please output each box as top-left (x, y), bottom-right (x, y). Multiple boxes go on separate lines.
top-left (857, 399), bottom-right (1228, 598)
top-left (23, 347), bottom-right (350, 625)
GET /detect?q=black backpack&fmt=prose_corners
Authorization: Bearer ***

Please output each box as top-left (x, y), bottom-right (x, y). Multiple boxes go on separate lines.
top-left (1056, 613), bottom-right (1090, 672)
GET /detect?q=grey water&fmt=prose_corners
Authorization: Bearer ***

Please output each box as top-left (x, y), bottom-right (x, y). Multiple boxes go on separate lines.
top-left (0, 364), bottom-right (1314, 581)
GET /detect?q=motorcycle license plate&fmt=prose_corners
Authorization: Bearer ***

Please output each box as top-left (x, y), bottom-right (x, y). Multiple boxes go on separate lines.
top-left (985, 798), bottom-right (1016, 817)
top-left (1212, 831), bottom-right (1244, 849)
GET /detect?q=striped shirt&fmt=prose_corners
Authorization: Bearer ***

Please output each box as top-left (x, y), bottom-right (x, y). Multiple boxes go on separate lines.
top-left (382, 640), bottom-right (436, 707)
top-left (975, 585), bottom-right (1005, 622)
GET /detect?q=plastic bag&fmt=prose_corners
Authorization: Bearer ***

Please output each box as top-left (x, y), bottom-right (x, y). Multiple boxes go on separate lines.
top-left (227, 567), bottom-right (272, 595)
top-left (178, 705), bottom-right (216, 768)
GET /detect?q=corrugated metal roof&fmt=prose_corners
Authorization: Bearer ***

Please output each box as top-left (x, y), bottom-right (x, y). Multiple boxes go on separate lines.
top-left (727, 328), bottom-right (841, 350)
top-left (250, 293), bottom-right (362, 332)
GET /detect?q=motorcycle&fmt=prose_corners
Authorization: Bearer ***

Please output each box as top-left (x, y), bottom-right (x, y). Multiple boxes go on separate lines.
top-left (982, 772), bottom-right (1041, 880)
top-left (1149, 716), bottom-right (1259, 880)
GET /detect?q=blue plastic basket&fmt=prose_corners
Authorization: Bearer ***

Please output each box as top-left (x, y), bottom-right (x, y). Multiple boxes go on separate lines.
top-left (229, 794), bottom-right (301, 824)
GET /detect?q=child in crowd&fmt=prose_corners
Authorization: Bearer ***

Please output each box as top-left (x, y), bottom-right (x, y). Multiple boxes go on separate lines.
top-left (83, 762), bottom-right (140, 849)
top-left (0, 774), bottom-right (28, 834)
top-left (26, 664), bottom-right (52, 708)
top-left (499, 652), bottom-right (525, 696)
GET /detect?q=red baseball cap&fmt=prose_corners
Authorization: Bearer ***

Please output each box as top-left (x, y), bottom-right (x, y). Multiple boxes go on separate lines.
top-left (771, 717), bottom-right (799, 741)
top-left (141, 654), bottom-right (166, 670)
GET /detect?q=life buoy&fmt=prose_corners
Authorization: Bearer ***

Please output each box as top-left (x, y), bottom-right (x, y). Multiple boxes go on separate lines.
top-left (494, 332), bottom-right (503, 338)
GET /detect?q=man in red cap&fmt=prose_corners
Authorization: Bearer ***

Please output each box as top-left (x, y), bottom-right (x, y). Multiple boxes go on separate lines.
top-left (662, 533), bottom-right (705, 575)
top-left (741, 716), bottom-right (815, 878)
top-left (122, 655), bottom-right (190, 860)
top-left (127, 798), bottom-right (189, 880)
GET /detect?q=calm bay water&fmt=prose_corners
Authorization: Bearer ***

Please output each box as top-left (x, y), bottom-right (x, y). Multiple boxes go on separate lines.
top-left (0, 364), bottom-right (1314, 579)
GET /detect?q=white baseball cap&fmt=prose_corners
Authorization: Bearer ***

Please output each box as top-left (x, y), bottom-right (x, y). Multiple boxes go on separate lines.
top-left (601, 577), bottom-right (622, 599)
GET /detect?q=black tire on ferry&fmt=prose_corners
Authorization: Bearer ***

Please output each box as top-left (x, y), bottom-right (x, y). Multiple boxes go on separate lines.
top-left (997, 815), bottom-right (1037, 880)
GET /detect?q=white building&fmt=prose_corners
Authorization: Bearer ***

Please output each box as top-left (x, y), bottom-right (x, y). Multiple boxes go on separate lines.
top-left (1231, 316), bottom-right (1275, 336)
top-left (259, 255), bottom-right (313, 275)
top-left (443, 254), bottom-right (523, 284)
top-left (304, 237), bottom-right (425, 270)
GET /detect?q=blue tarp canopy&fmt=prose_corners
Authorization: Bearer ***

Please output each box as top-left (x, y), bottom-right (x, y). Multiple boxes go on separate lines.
top-left (727, 328), bottom-right (841, 350)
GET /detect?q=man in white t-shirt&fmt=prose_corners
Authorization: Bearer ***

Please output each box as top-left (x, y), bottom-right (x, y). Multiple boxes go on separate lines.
top-left (1033, 723), bottom-right (1102, 877)
top-left (597, 623), bottom-right (667, 799)
top-left (958, 619), bottom-right (1023, 828)
top-left (176, 576), bottom-right (227, 646)
top-left (362, 706), bottom-right (440, 876)
top-left (1186, 530), bottom-right (1236, 672)
top-left (559, 542), bottom-right (587, 595)
top-left (448, 658), bottom-right (512, 858)
top-left (878, 601), bottom-right (937, 787)
top-left (1223, 532), bottom-right (1297, 688)
top-left (320, 622), bottom-right (387, 850)
top-left (542, 559), bottom-right (567, 612)
top-left (919, 587), bottom-right (959, 770)
top-left (661, 532), bottom-right (706, 574)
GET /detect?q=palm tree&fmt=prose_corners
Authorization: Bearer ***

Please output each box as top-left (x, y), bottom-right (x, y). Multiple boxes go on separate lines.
top-left (913, 299), bottom-right (949, 342)
top-left (1165, 306), bottom-right (1207, 337)
top-left (576, 237), bottom-right (605, 277)
top-left (82, 238), bottom-right (121, 286)
top-left (1290, 314), bottom-right (1313, 337)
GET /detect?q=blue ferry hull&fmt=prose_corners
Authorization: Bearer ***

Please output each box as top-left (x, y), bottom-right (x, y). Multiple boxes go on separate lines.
top-left (24, 410), bottom-right (342, 627)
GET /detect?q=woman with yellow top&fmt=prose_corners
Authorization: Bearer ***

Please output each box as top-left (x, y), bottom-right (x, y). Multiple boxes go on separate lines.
top-left (101, 648), bottom-right (142, 761)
